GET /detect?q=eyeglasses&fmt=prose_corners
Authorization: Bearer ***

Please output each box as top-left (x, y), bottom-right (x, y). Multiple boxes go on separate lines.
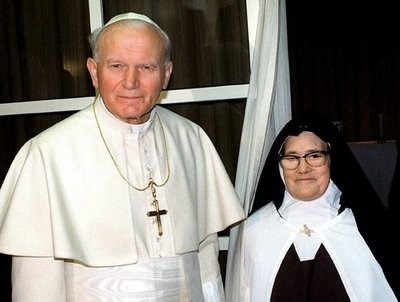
top-left (279, 150), bottom-right (330, 170)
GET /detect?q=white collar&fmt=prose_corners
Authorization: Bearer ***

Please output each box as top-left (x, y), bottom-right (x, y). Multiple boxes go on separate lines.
top-left (279, 180), bottom-right (342, 261)
top-left (279, 180), bottom-right (342, 227)
top-left (97, 96), bottom-right (156, 134)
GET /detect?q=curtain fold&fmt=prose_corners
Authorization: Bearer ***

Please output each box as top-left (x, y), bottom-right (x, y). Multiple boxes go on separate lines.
top-left (286, 0), bottom-right (400, 142)
top-left (225, 0), bottom-right (291, 300)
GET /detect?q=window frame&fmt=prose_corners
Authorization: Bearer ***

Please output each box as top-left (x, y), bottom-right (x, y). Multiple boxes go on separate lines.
top-left (0, 0), bottom-right (260, 250)
top-left (0, 0), bottom-right (257, 117)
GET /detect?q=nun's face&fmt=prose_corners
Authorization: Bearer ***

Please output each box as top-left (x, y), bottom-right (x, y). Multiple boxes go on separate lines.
top-left (281, 131), bottom-right (330, 201)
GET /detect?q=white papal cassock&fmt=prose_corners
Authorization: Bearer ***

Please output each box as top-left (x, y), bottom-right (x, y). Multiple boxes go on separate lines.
top-left (0, 97), bottom-right (245, 301)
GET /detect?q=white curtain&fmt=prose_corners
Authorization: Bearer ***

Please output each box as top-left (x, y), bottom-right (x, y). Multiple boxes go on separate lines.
top-left (225, 0), bottom-right (291, 300)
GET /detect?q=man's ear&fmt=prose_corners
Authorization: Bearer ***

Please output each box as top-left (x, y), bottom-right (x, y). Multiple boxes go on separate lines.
top-left (162, 61), bottom-right (173, 89)
top-left (86, 58), bottom-right (99, 88)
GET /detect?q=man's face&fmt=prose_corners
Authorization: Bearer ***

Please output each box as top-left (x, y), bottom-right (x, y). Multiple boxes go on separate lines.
top-left (282, 131), bottom-right (331, 201)
top-left (87, 23), bottom-right (172, 124)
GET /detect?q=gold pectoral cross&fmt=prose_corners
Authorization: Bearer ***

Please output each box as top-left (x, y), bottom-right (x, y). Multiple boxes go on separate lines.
top-left (146, 179), bottom-right (168, 237)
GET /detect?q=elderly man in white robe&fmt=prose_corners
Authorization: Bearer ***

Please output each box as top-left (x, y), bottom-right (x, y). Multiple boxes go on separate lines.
top-left (0, 12), bottom-right (245, 301)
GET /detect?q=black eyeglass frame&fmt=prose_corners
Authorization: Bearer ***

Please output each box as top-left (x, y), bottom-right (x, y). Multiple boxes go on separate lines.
top-left (279, 150), bottom-right (330, 170)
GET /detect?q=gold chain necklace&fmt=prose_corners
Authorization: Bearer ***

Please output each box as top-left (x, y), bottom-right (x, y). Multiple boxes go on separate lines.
top-left (93, 97), bottom-right (170, 237)
top-left (92, 96), bottom-right (170, 191)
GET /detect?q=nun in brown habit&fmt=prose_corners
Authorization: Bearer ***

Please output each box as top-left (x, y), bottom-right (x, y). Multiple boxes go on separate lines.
top-left (240, 114), bottom-right (398, 301)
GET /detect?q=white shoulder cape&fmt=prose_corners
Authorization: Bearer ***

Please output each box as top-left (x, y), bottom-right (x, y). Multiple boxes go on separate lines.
top-left (0, 100), bottom-right (245, 266)
top-left (241, 203), bottom-right (396, 302)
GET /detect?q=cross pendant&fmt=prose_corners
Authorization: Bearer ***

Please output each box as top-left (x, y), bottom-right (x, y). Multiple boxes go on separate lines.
top-left (146, 179), bottom-right (168, 237)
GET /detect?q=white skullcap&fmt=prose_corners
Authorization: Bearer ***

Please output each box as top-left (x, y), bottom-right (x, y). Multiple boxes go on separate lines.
top-left (104, 12), bottom-right (161, 30)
